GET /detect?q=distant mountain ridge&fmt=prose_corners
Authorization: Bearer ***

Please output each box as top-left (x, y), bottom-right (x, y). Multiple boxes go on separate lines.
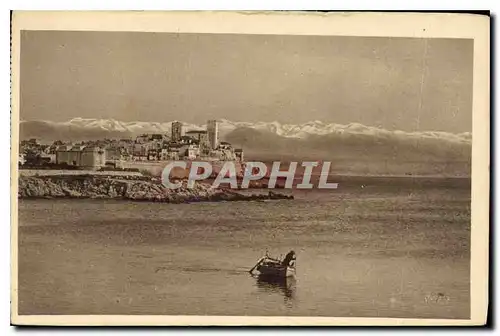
top-left (20, 117), bottom-right (471, 144)
top-left (18, 118), bottom-right (471, 176)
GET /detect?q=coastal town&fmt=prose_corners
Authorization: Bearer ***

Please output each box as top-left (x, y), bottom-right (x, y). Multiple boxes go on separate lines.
top-left (16, 119), bottom-right (296, 202)
top-left (18, 119), bottom-right (245, 172)
top-left (17, 118), bottom-right (336, 191)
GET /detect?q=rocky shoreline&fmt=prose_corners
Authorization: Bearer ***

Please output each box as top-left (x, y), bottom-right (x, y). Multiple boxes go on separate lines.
top-left (17, 175), bottom-right (294, 203)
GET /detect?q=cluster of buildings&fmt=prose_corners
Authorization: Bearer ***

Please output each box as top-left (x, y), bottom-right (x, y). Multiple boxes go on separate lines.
top-left (19, 120), bottom-right (244, 170)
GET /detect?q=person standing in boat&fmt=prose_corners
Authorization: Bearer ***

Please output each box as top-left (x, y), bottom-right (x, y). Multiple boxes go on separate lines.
top-left (281, 250), bottom-right (296, 267)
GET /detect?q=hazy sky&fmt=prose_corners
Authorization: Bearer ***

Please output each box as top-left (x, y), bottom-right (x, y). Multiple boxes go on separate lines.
top-left (20, 31), bottom-right (473, 133)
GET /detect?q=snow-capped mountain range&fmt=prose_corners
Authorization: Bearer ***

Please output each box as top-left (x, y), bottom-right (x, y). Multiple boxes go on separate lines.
top-left (19, 117), bottom-right (471, 145)
top-left (18, 117), bottom-right (471, 175)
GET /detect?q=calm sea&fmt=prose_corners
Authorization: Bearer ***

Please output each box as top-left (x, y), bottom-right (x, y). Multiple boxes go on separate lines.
top-left (18, 179), bottom-right (470, 318)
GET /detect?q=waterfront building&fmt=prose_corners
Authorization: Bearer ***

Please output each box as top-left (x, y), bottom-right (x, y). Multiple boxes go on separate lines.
top-left (56, 145), bottom-right (106, 169)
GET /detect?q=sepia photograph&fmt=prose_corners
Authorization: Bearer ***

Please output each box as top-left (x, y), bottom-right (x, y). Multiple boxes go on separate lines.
top-left (10, 11), bottom-right (490, 326)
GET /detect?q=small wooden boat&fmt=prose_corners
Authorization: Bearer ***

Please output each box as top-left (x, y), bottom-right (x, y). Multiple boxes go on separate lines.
top-left (249, 250), bottom-right (296, 279)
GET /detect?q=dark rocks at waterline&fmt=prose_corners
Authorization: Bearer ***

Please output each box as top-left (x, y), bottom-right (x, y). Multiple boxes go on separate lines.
top-left (17, 175), bottom-right (293, 203)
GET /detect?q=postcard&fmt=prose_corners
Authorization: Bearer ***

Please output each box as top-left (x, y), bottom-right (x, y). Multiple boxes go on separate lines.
top-left (10, 11), bottom-right (490, 326)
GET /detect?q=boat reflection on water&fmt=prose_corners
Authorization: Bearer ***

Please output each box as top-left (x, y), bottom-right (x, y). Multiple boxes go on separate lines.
top-left (255, 274), bottom-right (296, 300)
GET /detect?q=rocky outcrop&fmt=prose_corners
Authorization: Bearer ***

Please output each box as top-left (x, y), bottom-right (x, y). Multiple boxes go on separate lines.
top-left (17, 175), bottom-right (294, 203)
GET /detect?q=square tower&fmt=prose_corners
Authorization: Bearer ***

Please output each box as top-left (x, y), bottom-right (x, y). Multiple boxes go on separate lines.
top-left (207, 119), bottom-right (219, 149)
top-left (171, 121), bottom-right (183, 142)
